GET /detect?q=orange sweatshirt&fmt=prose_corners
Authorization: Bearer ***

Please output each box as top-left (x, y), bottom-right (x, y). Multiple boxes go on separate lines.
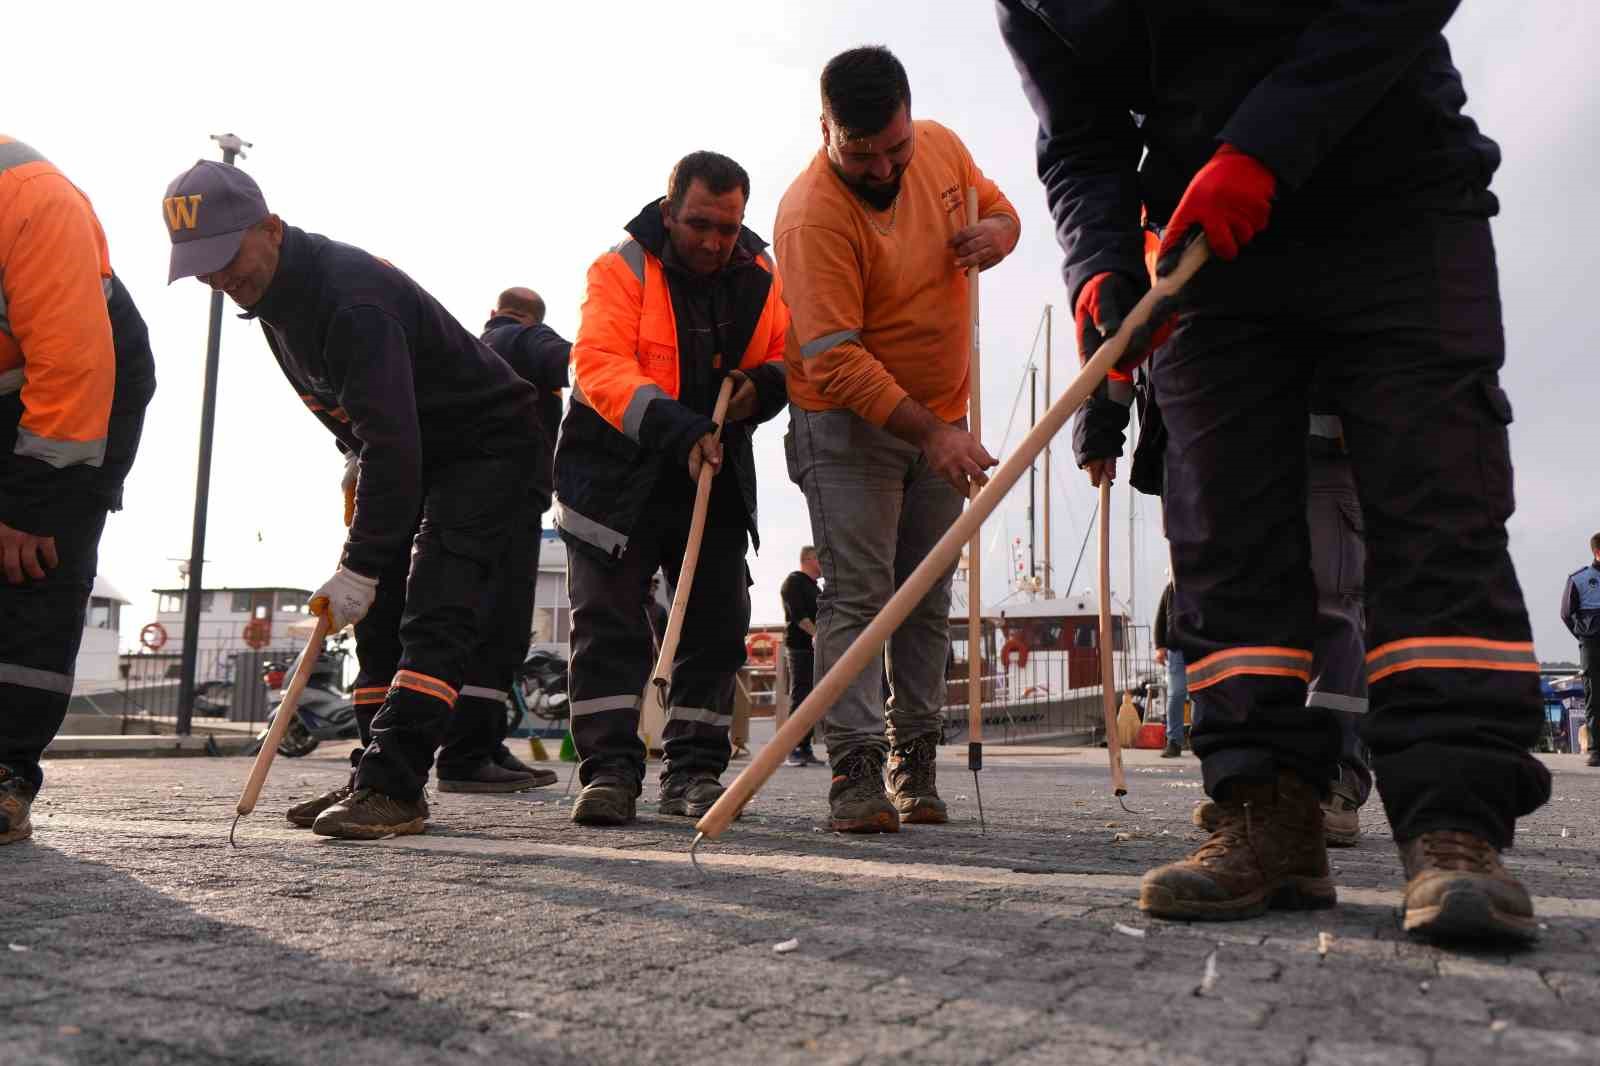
top-left (775, 120), bottom-right (1016, 426)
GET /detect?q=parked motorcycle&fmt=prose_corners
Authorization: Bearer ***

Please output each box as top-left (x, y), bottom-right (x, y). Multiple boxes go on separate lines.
top-left (256, 632), bottom-right (359, 757)
top-left (506, 648), bottom-right (569, 736)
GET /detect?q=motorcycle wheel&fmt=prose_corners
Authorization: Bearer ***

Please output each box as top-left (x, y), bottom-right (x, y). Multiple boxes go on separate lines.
top-left (277, 716), bottom-right (321, 758)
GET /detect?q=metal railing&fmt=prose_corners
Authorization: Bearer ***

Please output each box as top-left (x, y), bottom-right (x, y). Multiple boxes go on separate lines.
top-left (65, 637), bottom-right (311, 737)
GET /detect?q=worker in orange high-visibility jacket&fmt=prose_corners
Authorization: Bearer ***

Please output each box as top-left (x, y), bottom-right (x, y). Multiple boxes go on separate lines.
top-left (0, 136), bottom-right (157, 845)
top-left (553, 150), bottom-right (789, 828)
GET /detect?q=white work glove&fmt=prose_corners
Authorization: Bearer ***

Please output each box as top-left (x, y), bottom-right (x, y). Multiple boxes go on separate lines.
top-left (341, 452), bottom-right (359, 527)
top-left (309, 565), bottom-right (378, 631)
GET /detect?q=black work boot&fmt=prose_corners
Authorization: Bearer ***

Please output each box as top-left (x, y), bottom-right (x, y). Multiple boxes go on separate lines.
top-left (312, 788), bottom-right (429, 839)
top-left (571, 767), bottom-right (639, 827)
top-left (495, 745), bottom-right (558, 786)
top-left (887, 734), bottom-right (948, 825)
top-left (658, 768), bottom-right (725, 818)
top-left (1587, 749), bottom-right (1600, 768)
top-left (0, 767), bottom-right (37, 846)
top-left (287, 780), bottom-right (355, 828)
top-left (439, 759), bottom-right (554, 793)
top-left (1398, 831), bottom-right (1537, 944)
top-left (289, 748), bottom-right (361, 828)
top-left (1161, 741), bottom-right (1182, 758)
top-left (1141, 770), bottom-right (1336, 921)
top-left (829, 748), bottom-right (899, 834)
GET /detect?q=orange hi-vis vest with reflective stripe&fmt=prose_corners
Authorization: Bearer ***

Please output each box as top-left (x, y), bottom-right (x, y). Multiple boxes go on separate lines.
top-left (0, 137), bottom-right (115, 493)
top-left (555, 209), bottom-right (789, 562)
top-left (570, 236), bottom-right (785, 435)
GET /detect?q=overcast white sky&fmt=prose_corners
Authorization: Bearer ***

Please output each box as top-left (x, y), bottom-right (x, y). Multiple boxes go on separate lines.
top-left (9, 1), bottom-right (1594, 660)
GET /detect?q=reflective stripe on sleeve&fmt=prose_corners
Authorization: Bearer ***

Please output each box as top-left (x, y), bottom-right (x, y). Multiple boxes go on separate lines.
top-left (799, 328), bottom-right (861, 359)
top-left (1305, 690), bottom-right (1369, 715)
top-left (1366, 637), bottom-right (1538, 685)
top-left (1186, 646), bottom-right (1313, 691)
top-left (352, 686), bottom-right (389, 707)
top-left (1309, 414), bottom-right (1344, 440)
top-left (459, 685), bottom-right (508, 702)
top-left (15, 427), bottom-right (106, 468)
top-left (553, 499), bottom-right (629, 559)
top-left (612, 239), bottom-right (646, 285)
top-left (622, 383), bottom-right (668, 443)
top-left (0, 140), bottom-right (46, 173)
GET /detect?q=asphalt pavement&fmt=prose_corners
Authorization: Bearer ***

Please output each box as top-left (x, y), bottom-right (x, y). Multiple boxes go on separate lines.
top-left (3, 738), bottom-right (1599, 1065)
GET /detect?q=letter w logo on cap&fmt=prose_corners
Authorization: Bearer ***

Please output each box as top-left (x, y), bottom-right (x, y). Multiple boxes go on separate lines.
top-left (163, 194), bottom-right (202, 231)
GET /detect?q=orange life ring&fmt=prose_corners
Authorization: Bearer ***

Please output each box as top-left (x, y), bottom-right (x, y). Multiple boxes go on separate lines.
top-left (242, 618), bottom-right (273, 650)
top-left (746, 632), bottom-right (778, 667)
top-left (1000, 635), bottom-right (1030, 671)
top-left (140, 622), bottom-right (168, 651)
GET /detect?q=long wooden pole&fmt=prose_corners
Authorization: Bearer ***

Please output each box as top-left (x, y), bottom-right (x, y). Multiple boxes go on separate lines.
top-left (964, 189), bottom-right (985, 823)
top-left (232, 614), bottom-right (332, 840)
top-left (1098, 480), bottom-right (1127, 796)
top-left (646, 377), bottom-right (736, 711)
top-left (1043, 305), bottom-right (1053, 596)
top-left (693, 238), bottom-right (1209, 843)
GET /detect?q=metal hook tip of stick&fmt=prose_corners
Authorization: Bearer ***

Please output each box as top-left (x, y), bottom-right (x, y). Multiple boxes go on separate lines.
top-left (1116, 793), bottom-right (1142, 815)
top-left (689, 833), bottom-right (707, 875)
top-left (973, 772), bottom-right (987, 836)
top-left (229, 812), bottom-right (243, 848)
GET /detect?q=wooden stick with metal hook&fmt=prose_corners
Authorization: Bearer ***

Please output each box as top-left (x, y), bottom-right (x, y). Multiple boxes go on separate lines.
top-left (691, 238), bottom-right (1211, 850)
top-left (1098, 480), bottom-right (1128, 798)
top-left (964, 187), bottom-right (986, 832)
top-left (644, 376), bottom-right (736, 722)
top-left (231, 614), bottom-right (331, 845)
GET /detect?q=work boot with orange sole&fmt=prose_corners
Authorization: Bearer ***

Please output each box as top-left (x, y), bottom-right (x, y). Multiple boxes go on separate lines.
top-left (829, 748), bottom-right (899, 833)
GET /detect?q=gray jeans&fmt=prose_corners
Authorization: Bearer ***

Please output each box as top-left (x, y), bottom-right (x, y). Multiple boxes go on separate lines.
top-left (786, 406), bottom-right (963, 764)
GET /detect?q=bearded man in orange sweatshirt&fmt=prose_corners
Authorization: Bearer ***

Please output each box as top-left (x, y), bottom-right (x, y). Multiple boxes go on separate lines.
top-left (776, 46), bottom-right (1019, 834)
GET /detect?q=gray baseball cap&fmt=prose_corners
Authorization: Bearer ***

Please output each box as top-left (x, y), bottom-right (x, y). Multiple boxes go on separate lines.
top-left (163, 160), bottom-right (269, 284)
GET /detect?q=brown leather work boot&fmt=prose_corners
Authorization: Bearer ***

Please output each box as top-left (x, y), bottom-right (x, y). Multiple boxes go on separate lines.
top-left (1398, 831), bottom-right (1537, 944)
top-left (0, 768), bottom-right (36, 845)
top-left (287, 780), bottom-right (355, 828)
top-left (1143, 770), bottom-right (1335, 921)
top-left (887, 734), bottom-right (948, 825)
top-left (312, 788), bottom-right (429, 839)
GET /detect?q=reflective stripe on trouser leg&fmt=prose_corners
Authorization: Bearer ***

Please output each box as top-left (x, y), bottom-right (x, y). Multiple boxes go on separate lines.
top-left (566, 525), bottom-right (659, 787)
top-left (1313, 215), bottom-right (1548, 847)
top-left (443, 506), bottom-right (541, 773)
top-left (1186, 647), bottom-right (1313, 692)
top-left (355, 453), bottom-right (523, 800)
top-left (0, 506), bottom-right (107, 791)
top-left (1365, 638), bottom-right (1539, 685)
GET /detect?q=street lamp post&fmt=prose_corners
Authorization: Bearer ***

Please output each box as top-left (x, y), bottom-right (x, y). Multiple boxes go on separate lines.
top-left (175, 132), bottom-right (252, 736)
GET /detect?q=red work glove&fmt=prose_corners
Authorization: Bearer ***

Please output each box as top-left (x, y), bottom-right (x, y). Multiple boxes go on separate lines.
top-left (1156, 144), bottom-right (1276, 275)
top-left (1076, 271), bottom-right (1172, 377)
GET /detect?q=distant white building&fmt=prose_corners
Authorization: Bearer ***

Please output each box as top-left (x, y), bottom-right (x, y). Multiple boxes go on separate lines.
top-left (147, 584), bottom-right (315, 661)
top-left (532, 529), bottom-right (570, 652)
top-left (75, 575), bottom-right (131, 690)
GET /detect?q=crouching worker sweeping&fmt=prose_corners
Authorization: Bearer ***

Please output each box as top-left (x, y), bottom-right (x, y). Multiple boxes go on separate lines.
top-left (164, 161), bottom-right (547, 838)
top-left (554, 151), bottom-right (789, 826)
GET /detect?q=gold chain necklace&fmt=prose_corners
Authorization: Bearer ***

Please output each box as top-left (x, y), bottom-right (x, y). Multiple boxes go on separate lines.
top-left (862, 195), bottom-right (899, 237)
